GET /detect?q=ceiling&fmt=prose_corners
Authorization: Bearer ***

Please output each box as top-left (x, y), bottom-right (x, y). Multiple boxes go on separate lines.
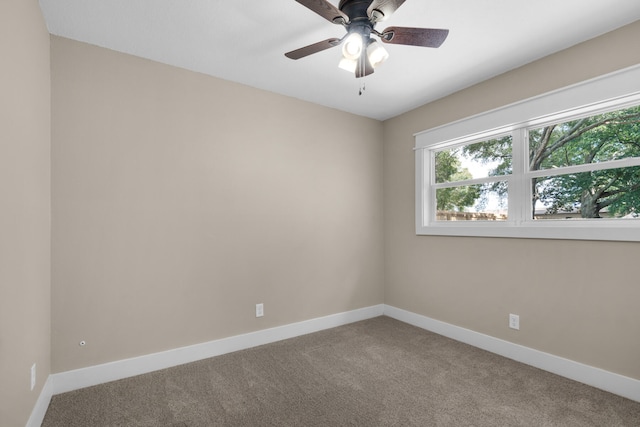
top-left (38, 0), bottom-right (640, 121)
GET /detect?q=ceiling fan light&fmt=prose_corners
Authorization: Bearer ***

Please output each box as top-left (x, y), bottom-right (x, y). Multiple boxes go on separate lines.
top-left (338, 57), bottom-right (357, 73)
top-left (342, 32), bottom-right (363, 60)
top-left (367, 41), bottom-right (389, 68)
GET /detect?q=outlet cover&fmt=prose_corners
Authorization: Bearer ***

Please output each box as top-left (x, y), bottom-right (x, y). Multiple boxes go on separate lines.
top-left (30, 363), bottom-right (36, 391)
top-left (256, 303), bottom-right (264, 318)
top-left (509, 313), bottom-right (520, 330)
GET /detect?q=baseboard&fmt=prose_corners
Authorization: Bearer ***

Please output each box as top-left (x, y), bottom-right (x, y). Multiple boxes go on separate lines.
top-left (26, 375), bottom-right (54, 427)
top-left (31, 301), bottom-right (638, 425)
top-left (383, 304), bottom-right (640, 403)
top-left (50, 304), bottom-right (385, 396)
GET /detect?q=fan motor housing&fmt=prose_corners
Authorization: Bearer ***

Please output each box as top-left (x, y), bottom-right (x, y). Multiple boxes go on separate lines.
top-left (339, 0), bottom-right (375, 20)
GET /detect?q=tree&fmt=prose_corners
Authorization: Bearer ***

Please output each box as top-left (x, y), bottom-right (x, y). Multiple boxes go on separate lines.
top-left (529, 106), bottom-right (640, 218)
top-left (434, 150), bottom-right (480, 211)
top-left (460, 136), bottom-right (512, 211)
top-left (463, 106), bottom-right (640, 218)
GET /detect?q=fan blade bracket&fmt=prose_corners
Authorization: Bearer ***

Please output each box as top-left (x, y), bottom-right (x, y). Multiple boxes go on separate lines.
top-left (367, 0), bottom-right (406, 20)
top-left (333, 16), bottom-right (347, 25)
top-left (380, 30), bottom-right (394, 41)
top-left (370, 9), bottom-right (385, 23)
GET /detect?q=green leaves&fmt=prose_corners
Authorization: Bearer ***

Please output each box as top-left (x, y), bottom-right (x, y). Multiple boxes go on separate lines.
top-left (530, 105), bottom-right (640, 218)
top-left (434, 150), bottom-right (480, 211)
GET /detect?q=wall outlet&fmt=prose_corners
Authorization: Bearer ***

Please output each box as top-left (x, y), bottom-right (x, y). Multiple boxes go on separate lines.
top-left (509, 313), bottom-right (520, 330)
top-left (30, 363), bottom-right (36, 391)
top-left (255, 303), bottom-right (264, 318)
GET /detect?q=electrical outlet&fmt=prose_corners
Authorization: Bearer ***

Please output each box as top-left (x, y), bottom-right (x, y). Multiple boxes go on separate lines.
top-left (30, 363), bottom-right (36, 391)
top-left (256, 303), bottom-right (264, 318)
top-left (509, 313), bottom-right (520, 330)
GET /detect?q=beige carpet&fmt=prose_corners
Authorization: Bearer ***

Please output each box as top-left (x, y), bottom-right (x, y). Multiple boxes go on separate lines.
top-left (42, 316), bottom-right (640, 426)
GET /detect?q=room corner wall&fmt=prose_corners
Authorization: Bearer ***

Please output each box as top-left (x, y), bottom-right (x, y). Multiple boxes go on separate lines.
top-left (50, 37), bottom-right (384, 373)
top-left (0, 1), bottom-right (52, 426)
top-left (383, 20), bottom-right (640, 381)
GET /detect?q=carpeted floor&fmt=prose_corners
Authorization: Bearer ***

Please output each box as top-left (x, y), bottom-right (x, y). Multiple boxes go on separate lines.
top-left (42, 316), bottom-right (640, 426)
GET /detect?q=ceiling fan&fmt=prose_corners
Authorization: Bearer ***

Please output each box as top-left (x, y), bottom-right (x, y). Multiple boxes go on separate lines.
top-left (285, 0), bottom-right (449, 78)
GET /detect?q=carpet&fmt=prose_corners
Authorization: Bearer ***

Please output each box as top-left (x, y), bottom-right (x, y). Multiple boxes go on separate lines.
top-left (41, 316), bottom-right (640, 426)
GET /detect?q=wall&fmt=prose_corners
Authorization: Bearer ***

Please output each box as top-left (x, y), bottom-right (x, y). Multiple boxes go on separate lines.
top-left (0, 1), bottom-right (51, 426)
top-left (51, 37), bottom-right (384, 373)
top-left (383, 21), bottom-right (640, 380)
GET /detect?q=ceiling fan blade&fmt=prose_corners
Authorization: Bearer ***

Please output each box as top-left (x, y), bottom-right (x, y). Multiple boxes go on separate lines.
top-left (380, 26), bottom-right (449, 48)
top-left (285, 38), bottom-right (341, 60)
top-left (368, 0), bottom-right (406, 20)
top-left (355, 52), bottom-right (374, 78)
top-left (294, 0), bottom-right (348, 24)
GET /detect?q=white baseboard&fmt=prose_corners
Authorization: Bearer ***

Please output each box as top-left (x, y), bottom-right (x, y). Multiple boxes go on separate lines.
top-left (30, 302), bottom-right (638, 426)
top-left (383, 304), bottom-right (640, 403)
top-left (49, 304), bottom-right (385, 396)
top-left (26, 375), bottom-right (54, 427)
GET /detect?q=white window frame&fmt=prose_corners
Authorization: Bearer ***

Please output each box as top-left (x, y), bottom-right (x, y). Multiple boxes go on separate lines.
top-left (415, 64), bottom-right (640, 241)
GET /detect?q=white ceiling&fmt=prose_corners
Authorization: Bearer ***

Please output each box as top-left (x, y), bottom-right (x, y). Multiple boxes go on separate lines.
top-left (39, 0), bottom-right (640, 121)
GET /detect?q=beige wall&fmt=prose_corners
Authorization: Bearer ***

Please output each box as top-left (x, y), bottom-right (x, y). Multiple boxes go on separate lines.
top-left (5, 7), bottom-right (639, 421)
top-left (383, 20), bottom-right (640, 380)
top-left (0, 1), bottom-right (51, 426)
top-left (51, 37), bottom-right (384, 372)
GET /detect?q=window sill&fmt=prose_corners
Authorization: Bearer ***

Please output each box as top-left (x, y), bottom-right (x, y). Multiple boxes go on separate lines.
top-left (416, 220), bottom-right (640, 241)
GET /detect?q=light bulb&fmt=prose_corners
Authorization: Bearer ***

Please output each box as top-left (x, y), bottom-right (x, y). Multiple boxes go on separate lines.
top-left (367, 41), bottom-right (389, 68)
top-left (342, 32), bottom-right (363, 60)
top-left (338, 57), bottom-right (357, 73)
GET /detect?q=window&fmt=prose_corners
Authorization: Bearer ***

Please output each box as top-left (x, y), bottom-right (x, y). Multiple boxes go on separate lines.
top-left (415, 65), bottom-right (640, 241)
top-left (434, 135), bottom-right (512, 222)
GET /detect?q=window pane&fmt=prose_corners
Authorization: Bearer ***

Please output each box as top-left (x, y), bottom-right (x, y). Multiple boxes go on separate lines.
top-left (533, 166), bottom-right (640, 219)
top-left (436, 182), bottom-right (508, 221)
top-left (529, 105), bottom-right (640, 171)
top-left (435, 136), bottom-right (512, 184)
